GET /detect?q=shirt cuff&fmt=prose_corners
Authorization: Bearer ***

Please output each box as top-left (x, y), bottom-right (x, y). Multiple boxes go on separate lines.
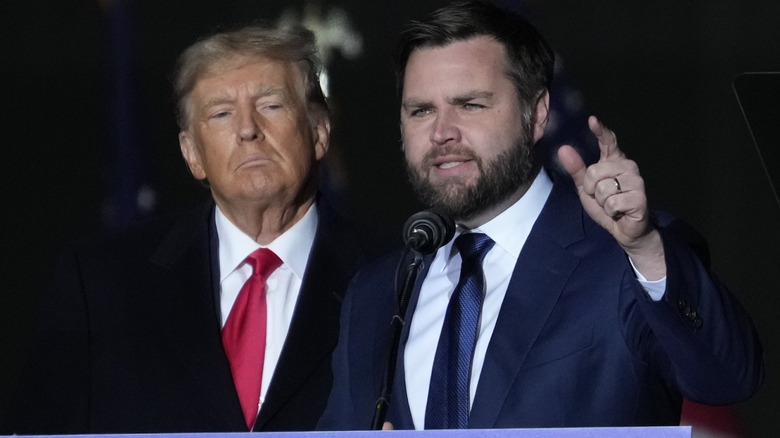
top-left (630, 258), bottom-right (667, 301)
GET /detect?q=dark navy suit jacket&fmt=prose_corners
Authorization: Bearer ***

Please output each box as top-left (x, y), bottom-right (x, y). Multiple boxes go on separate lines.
top-left (319, 178), bottom-right (763, 430)
top-left (14, 197), bottom-right (368, 433)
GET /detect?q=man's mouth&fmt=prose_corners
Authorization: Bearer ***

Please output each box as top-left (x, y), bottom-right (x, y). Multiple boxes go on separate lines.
top-left (438, 161), bottom-right (465, 169)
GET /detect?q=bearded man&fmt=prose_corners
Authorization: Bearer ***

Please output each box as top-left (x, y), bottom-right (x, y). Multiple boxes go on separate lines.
top-left (318, 0), bottom-right (763, 431)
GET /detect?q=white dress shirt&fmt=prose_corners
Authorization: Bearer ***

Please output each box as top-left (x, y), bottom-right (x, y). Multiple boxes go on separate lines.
top-left (404, 170), bottom-right (665, 429)
top-left (216, 203), bottom-right (318, 411)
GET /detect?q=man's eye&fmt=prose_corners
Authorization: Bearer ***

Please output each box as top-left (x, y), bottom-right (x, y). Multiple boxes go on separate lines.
top-left (410, 108), bottom-right (432, 117)
top-left (260, 103), bottom-right (283, 111)
top-left (463, 103), bottom-right (485, 111)
top-left (210, 111), bottom-right (231, 119)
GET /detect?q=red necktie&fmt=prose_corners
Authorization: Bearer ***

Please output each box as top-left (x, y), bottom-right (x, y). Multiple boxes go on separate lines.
top-left (222, 248), bottom-right (282, 430)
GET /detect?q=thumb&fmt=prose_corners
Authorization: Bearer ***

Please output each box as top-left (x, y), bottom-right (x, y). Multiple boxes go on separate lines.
top-left (557, 145), bottom-right (586, 187)
top-left (382, 421), bottom-right (395, 431)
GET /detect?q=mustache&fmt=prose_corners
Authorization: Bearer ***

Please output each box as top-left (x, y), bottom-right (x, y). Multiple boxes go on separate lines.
top-left (420, 144), bottom-right (481, 167)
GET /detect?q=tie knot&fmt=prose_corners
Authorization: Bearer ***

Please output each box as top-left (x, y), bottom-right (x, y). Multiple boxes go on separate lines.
top-left (455, 232), bottom-right (495, 264)
top-left (246, 248), bottom-right (282, 279)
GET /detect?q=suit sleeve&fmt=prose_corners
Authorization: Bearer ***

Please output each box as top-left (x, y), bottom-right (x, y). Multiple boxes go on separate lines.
top-left (317, 271), bottom-right (361, 430)
top-left (317, 254), bottom-right (400, 431)
top-left (632, 215), bottom-right (764, 404)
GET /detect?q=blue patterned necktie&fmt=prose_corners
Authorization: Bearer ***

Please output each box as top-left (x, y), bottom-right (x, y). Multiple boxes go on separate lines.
top-left (425, 232), bottom-right (495, 429)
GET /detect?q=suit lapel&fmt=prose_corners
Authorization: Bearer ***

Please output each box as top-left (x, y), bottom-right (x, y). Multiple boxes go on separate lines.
top-left (253, 200), bottom-right (364, 429)
top-left (149, 201), bottom-right (246, 430)
top-left (469, 182), bottom-right (586, 428)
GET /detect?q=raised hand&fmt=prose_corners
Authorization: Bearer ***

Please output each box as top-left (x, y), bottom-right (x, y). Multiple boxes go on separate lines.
top-left (558, 116), bottom-right (666, 280)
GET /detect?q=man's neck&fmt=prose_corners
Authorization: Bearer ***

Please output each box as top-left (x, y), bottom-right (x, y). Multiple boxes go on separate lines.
top-left (215, 195), bottom-right (316, 245)
top-left (456, 168), bottom-right (541, 229)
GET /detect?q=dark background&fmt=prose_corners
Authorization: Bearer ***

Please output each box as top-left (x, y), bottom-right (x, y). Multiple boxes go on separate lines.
top-left (2, 0), bottom-right (778, 435)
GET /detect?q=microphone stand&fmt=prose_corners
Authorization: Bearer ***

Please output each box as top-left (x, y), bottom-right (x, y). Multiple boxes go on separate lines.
top-left (371, 249), bottom-right (424, 430)
top-left (370, 208), bottom-right (454, 429)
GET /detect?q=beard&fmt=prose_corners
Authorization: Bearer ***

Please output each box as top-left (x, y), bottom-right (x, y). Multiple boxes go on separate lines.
top-left (405, 133), bottom-right (536, 223)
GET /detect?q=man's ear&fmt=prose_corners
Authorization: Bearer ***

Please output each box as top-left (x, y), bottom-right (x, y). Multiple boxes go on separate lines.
top-left (532, 89), bottom-right (550, 143)
top-left (312, 116), bottom-right (330, 161)
top-left (178, 131), bottom-right (207, 180)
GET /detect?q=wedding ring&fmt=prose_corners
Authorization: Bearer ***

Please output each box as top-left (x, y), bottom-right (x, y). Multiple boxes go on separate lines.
top-left (614, 177), bottom-right (621, 193)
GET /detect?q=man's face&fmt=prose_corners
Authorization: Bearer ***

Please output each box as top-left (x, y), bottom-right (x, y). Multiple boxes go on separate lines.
top-left (401, 36), bottom-right (545, 223)
top-left (179, 55), bottom-right (328, 212)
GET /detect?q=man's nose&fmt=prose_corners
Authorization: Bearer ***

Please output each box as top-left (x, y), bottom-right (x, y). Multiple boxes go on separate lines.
top-left (237, 110), bottom-right (263, 142)
top-left (430, 108), bottom-right (461, 145)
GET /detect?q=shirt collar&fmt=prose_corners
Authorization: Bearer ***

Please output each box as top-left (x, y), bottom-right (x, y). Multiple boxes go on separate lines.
top-left (216, 202), bottom-right (319, 282)
top-left (447, 168), bottom-right (553, 261)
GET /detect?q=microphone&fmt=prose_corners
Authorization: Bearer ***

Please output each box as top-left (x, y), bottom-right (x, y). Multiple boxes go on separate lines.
top-left (402, 209), bottom-right (455, 254)
top-left (371, 209), bottom-right (454, 429)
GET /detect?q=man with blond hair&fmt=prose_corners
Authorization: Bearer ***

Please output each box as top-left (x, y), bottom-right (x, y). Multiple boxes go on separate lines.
top-left (15, 22), bottom-right (369, 433)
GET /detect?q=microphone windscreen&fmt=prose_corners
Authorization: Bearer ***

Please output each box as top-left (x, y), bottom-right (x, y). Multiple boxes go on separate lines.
top-left (402, 209), bottom-right (455, 254)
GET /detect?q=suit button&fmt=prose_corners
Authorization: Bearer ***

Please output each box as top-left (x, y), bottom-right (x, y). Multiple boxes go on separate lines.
top-left (678, 299), bottom-right (688, 310)
top-left (693, 317), bottom-right (703, 328)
